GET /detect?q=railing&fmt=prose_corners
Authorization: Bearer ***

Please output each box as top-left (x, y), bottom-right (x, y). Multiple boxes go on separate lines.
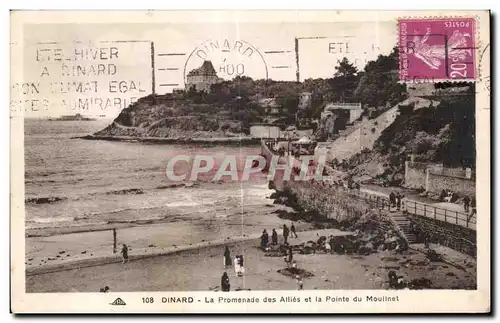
top-left (263, 140), bottom-right (477, 231)
top-left (325, 103), bottom-right (362, 109)
top-left (323, 184), bottom-right (477, 231)
top-left (340, 187), bottom-right (391, 210)
top-left (405, 200), bottom-right (476, 230)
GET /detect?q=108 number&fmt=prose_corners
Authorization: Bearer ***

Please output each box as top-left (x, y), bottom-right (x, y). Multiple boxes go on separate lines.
top-left (142, 297), bottom-right (154, 304)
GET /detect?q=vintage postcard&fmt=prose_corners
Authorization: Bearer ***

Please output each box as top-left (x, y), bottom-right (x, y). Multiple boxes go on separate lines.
top-left (10, 10), bottom-right (490, 313)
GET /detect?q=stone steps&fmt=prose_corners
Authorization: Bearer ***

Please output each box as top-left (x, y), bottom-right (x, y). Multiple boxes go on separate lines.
top-left (388, 211), bottom-right (417, 244)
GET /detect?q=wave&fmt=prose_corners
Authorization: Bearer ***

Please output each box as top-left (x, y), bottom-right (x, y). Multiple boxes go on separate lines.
top-left (165, 201), bottom-right (205, 208)
top-left (25, 182), bottom-right (203, 208)
top-left (105, 218), bottom-right (165, 225)
top-left (156, 182), bottom-right (200, 189)
top-left (91, 183), bottom-right (200, 196)
top-left (25, 196), bottom-right (67, 205)
top-left (104, 188), bottom-right (144, 195)
top-left (26, 216), bottom-right (74, 224)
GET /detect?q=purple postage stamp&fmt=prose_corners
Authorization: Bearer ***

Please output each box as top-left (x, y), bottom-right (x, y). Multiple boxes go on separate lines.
top-left (399, 17), bottom-right (476, 82)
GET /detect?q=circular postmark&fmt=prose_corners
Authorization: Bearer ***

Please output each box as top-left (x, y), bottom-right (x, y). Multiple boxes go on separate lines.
top-left (478, 43), bottom-right (490, 97)
top-left (183, 39), bottom-right (268, 84)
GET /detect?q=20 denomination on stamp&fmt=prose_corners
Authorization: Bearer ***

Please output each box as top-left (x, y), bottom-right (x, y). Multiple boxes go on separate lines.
top-left (399, 18), bottom-right (476, 82)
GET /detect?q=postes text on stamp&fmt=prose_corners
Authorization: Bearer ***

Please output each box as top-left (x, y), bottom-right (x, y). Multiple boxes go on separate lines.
top-left (398, 17), bottom-right (476, 82)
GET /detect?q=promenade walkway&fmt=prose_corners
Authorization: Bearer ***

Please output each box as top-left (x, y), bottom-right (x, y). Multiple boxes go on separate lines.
top-left (355, 186), bottom-right (476, 230)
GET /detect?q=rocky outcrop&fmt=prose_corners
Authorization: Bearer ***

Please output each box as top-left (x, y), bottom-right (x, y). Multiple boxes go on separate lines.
top-left (94, 94), bottom-right (246, 139)
top-left (272, 181), bottom-right (409, 255)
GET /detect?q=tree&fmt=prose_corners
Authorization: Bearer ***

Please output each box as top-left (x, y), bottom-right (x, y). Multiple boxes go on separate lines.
top-left (331, 57), bottom-right (359, 103)
top-left (276, 94), bottom-right (299, 123)
top-left (354, 47), bottom-right (407, 108)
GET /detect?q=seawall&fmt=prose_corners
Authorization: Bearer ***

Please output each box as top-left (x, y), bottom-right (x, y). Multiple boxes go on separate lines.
top-left (281, 180), bottom-right (371, 223)
top-left (408, 214), bottom-right (476, 256)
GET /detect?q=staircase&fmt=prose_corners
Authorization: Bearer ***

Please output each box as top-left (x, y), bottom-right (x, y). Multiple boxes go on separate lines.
top-left (389, 211), bottom-right (417, 244)
top-left (324, 96), bottom-right (435, 162)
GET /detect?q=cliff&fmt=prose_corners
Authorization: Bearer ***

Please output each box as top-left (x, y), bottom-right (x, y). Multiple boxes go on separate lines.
top-left (345, 84), bottom-right (475, 184)
top-left (94, 93), bottom-right (247, 139)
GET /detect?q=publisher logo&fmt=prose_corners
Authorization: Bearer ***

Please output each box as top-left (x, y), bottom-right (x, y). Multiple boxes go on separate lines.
top-left (110, 298), bottom-right (127, 306)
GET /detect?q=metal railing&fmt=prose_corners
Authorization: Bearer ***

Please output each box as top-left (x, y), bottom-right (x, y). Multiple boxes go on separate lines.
top-left (264, 140), bottom-right (478, 231)
top-left (405, 200), bottom-right (476, 230)
top-left (332, 185), bottom-right (476, 230)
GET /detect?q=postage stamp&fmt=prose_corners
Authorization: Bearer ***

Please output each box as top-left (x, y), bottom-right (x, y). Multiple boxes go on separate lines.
top-left (398, 17), bottom-right (477, 83)
top-left (9, 10), bottom-right (490, 314)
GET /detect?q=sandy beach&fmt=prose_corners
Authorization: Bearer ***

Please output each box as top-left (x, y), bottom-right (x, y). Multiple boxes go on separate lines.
top-left (23, 120), bottom-right (477, 294)
top-left (25, 198), bottom-right (310, 270)
top-left (26, 225), bottom-right (476, 292)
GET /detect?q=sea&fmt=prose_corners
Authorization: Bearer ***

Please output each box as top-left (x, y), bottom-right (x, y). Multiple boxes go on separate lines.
top-left (24, 120), bottom-right (269, 232)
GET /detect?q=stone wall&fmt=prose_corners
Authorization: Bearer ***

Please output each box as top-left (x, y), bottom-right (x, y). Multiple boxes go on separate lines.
top-left (408, 214), bottom-right (476, 257)
top-left (349, 108), bottom-right (363, 123)
top-left (277, 176), bottom-right (476, 256)
top-left (427, 172), bottom-right (476, 197)
top-left (250, 125), bottom-right (282, 138)
top-left (282, 181), bottom-right (372, 222)
top-left (404, 161), bottom-right (428, 189)
top-left (405, 161), bottom-right (476, 196)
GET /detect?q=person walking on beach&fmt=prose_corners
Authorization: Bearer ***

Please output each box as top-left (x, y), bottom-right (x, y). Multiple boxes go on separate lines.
top-left (290, 223), bottom-right (298, 238)
top-left (283, 224), bottom-right (290, 245)
top-left (121, 244), bottom-right (129, 264)
top-left (234, 255), bottom-right (240, 277)
top-left (271, 229), bottom-right (278, 245)
top-left (239, 255), bottom-right (244, 276)
top-left (260, 229), bottom-right (269, 250)
top-left (286, 245), bottom-right (294, 265)
top-left (221, 272), bottom-right (230, 292)
top-left (328, 235), bottom-right (335, 254)
top-left (424, 232), bottom-right (430, 249)
top-left (223, 246), bottom-right (232, 269)
top-left (234, 255), bottom-right (245, 277)
top-left (296, 275), bottom-right (304, 290)
top-left (463, 195), bottom-right (471, 212)
top-left (389, 192), bottom-right (396, 208)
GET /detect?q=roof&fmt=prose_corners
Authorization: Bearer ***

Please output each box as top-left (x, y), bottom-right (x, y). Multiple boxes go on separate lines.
top-left (258, 98), bottom-right (281, 108)
top-left (324, 102), bottom-right (362, 111)
top-left (294, 137), bottom-right (314, 144)
top-left (187, 61), bottom-right (218, 77)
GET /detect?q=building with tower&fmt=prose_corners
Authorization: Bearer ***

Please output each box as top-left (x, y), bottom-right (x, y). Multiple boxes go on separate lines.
top-left (185, 60), bottom-right (221, 93)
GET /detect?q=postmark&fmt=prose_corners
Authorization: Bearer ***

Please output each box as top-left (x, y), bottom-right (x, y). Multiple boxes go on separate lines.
top-left (183, 39), bottom-right (268, 87)
top-left (479, 43), bottom-right (490, 98)
top-left (398, 17), bottom-right (477, 83)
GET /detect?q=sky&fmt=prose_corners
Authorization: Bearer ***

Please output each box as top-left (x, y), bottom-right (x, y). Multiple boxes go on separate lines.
top-left (11, 14), bottom-right (397, 118)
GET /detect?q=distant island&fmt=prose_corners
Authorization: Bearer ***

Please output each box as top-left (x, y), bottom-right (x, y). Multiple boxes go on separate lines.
top-left (49, 114), bottom-right (97, 121)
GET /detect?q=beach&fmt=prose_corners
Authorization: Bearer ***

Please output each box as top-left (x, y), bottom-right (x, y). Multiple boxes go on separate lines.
top-left (26, 227), bottom-right (476, 293)
top-left (24, 120), bottom-right (477, 293)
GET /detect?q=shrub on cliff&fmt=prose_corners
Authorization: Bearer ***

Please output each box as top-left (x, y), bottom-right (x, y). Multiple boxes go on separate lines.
top-left (354, 47), bottom-right (407, 108)
top-left (375, 91), bottom-right (475, 168)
